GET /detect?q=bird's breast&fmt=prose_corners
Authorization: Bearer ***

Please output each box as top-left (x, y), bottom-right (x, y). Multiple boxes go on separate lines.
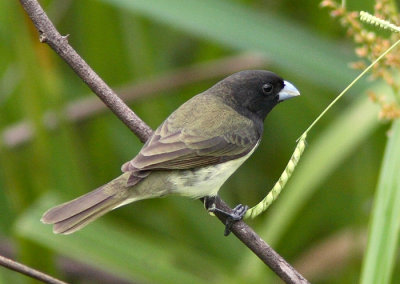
top-left (168, 142), bottom-right (259, 199)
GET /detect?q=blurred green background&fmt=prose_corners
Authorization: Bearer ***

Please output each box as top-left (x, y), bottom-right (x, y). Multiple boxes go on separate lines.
top-left (1, 0), bottom-right (400, 283)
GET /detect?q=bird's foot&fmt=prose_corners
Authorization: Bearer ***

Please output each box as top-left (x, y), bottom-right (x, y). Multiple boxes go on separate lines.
top-left (223, 204), bottom-right (248, 236)
top-left (203, 196), bottom-right (248, 236)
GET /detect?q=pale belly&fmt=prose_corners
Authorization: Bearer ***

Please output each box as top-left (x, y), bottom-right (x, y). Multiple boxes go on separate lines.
top-left (169, 145), bottom-right (257, 199)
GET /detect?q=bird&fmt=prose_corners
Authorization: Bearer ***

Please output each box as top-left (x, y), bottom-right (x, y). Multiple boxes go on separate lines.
top-left (41, 70), bottom-right (300, 235)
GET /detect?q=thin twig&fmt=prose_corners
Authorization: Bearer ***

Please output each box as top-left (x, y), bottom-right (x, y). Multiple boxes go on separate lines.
top-left (0, 238), bottom-right (131, 284)
top-left (2, 53), bottom-right (267, 148)
top-left (19, 0), bottom-right (152, 143)
top-left (18, 0), bottom-right (309, 283)
top-left (0, 255), bottom-right (67, 284)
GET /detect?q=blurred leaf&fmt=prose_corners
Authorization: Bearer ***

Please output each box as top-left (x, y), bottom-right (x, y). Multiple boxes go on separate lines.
top-left (98, 0), bottom-right (358, 90)
top-left (15, 194), bottom-right (220, 284)
top-left (360, 119), bottom-right (400, 284)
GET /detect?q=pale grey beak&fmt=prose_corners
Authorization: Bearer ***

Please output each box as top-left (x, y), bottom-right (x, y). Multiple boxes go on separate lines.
top-left (278, 80), bottom-right (300, 102)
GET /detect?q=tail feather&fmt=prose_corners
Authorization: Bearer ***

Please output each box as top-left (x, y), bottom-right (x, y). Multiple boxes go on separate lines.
top-left (51, 196), bottom-right (121, 234)
top-left (41, 173), bottom-right (132, 234)
top-left (41, 186), bottom-right (112, 224)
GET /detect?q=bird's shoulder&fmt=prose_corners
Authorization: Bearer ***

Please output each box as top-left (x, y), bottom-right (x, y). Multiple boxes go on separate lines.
top-left (166, 93), bottom-right (259, 138)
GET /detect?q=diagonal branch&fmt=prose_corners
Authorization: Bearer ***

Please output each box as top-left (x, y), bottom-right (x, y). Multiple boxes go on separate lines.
top-left (18, 0), bottom-right (309, 283)
top-left (19, 0), bottom-right (152, 143)
top-left (212, 197), bottom-right (309, 283)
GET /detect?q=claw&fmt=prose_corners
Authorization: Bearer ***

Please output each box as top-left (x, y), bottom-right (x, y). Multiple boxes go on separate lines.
top-left (203, 196), bottom-right (248, 236)
top-left (223, 204), bottom-right (248, 236)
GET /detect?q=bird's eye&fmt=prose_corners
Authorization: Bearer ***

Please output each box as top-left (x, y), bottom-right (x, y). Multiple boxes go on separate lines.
top-left (262, 83), bottom-right (273, 95)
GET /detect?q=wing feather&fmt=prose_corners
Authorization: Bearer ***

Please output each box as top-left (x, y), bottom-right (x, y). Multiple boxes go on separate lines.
top-left (121, 94), bottom-right (262, 173)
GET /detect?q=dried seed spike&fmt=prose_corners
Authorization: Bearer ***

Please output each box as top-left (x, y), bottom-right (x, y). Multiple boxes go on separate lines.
top-left (244, 134), bottom-right (307, 219)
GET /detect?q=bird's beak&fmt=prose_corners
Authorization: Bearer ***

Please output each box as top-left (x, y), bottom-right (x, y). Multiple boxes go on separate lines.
top-left (278, 81), bottom-right (300, 102)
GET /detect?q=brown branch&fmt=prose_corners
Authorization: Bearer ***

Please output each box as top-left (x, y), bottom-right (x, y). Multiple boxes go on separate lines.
top-left (18, 0), bottom-right (310, 283)
top-left (19, 0), bottom-right (151, 143)
top-left (0, 254), bottom-right (67, 284)
top-left (212, 197), bottom-right (309, 283)
top-left (2, 53), bottom-right (267, 149)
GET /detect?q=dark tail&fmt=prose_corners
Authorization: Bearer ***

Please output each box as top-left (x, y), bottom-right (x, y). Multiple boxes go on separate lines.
top-left (41, 173), bottom-right (131, 234)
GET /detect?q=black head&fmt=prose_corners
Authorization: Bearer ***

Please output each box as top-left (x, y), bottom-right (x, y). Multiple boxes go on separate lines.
top-left (214, 70), bottom-right (300, 121)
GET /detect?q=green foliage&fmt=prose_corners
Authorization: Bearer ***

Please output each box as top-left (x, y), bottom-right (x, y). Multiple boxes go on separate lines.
top-left (1, 0), bottom-right (399, 283)
top-left (360, 120), bottom-right (400, 284)
top-left (100, 0), bottom-right (358, 88)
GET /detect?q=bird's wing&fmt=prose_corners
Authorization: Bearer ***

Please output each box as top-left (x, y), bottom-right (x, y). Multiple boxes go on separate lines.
top-left (121, 95), bottom-right (261, 173)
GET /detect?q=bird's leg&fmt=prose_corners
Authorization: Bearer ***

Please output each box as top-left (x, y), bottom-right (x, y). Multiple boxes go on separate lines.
top-left (203, 196), bottom-right (248, 236)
